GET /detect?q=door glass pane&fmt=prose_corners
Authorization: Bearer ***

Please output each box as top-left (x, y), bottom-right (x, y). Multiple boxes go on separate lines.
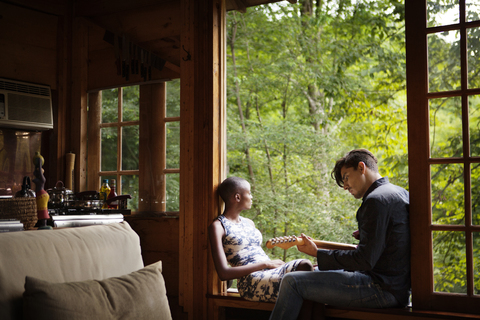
top-left (433, 231), bottom-right (467, 294)
top-left (102, 88), bottom-right (118, 123)
top-left (471, 163), bottom-right (480, 225)
top-left (468, 27), bottom-right (480, 89)
top-left (166, 79), bottom-right (180, 118)
top-left (122, 174), bottom-right (138, 212)
top-left (469, 95), bottom-right (480, 156)
top-left (429, 97), bottom-right (463, 158)
top-left (428, 31), bottom-right (461, 93)
top-left (101, 127), bottom-right (117, 172)
top-left (166, 122), bottom-right (180, 169)
top-left (466, 0), bottom-right (480, 22)
top-left (431, 163), bottom-right (465, 225)
top-left (427, 0), bottom-right (459, 28)
top-left (474, 232), bottom-right (480, 295)
top-left (122, 125), bottom-right (139, 171)
top-left (122, 86), bottom-right (139, 122)
top-left (166, 173), bottom-right (179, 212)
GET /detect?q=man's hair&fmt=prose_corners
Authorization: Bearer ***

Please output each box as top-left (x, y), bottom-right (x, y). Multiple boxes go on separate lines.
top-left (331, 149), bottom-right (379, 187)
top-left (217, 177), bottom-right (248, 204)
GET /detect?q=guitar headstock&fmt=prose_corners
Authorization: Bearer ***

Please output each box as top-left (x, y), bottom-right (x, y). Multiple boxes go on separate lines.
top-left (265, 235), bottom-right (304, 249)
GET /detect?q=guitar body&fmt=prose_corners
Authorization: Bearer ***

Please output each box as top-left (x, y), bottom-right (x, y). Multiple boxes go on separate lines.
top-left (266, 235), bottom-right (357, 250)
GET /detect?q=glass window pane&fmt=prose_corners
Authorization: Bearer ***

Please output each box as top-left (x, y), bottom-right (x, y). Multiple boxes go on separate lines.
top-left (166, 79), bottom-right (180, 118)
top-left (101, 89), bottom-right (118, 123)
top-left (429, 97), bottom-right (463, 158)
top-left (474, 232), bottom-right (480, 295)
top-left (428, 31), bottom-right (461, 93)
top-left (469, 95), bottom-right (480, 157)
top-left (122, 125), bottom-right (139, 171)
top-left (166, 122), bottom-right (180, 169)
top-left (431, 163), bottom-right (465, 225)
top-left (122, 86), bottom-right (139, 122)
top-left (472, 163), bottom-right (480, 225)
top-left (427, 0), bottom-right (459, 28)
top-left (466, 0), bottom-right (480, 22)
top-left (101, 127), bottom-right (117, 172)
top-left (468, 27), bottom-right (480, 89)
top-left (433, 231), bottom-right (467, 294)
top-left (121, 175), bottom-right (138, 212)
top-left (166, 173), bottom-right (179, 212)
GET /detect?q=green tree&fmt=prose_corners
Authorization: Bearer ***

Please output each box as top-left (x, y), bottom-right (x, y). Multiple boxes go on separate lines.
top-left (226, 1), bottom-right (407, 263)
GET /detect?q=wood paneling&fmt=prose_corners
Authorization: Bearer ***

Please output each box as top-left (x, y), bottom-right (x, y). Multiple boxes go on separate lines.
top-left (0, 2), bottom-right (58, 89)
top-left (124, 216), bottom-right (179, 296)
top-left (85, 1), bottom-right (181, 45)
top-left (71, 17), bottom-right (89, 192)
top-left (4, 0), bottom-right (66, 16)
top-left (86, 20), bottom-right (180, 91)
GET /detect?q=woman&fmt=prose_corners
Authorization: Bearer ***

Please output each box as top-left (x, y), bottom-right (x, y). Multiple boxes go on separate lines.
top-left (208, 176), bottom-right (313, 302)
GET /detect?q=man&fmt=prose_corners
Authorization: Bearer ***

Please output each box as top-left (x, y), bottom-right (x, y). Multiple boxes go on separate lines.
top-left (269, 149), bottom-right (410, 320)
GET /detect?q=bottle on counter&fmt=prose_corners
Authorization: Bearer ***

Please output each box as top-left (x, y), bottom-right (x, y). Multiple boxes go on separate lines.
top-left (99, 179), bottom-right (111, 209)
top-left (107, 179), bottom-right (118, 209)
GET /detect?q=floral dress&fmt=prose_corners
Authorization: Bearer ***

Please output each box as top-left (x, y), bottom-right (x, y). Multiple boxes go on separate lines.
top-left (218, 214), bottom-right (305, 302)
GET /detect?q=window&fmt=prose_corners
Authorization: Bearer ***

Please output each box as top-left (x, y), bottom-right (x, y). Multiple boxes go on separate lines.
top-left (87, 80), bottom-right (181, 213)
top-left (165, 79), bottom-right (181, 212)
top-left (406, 0), bottom-right (480, 313)
top-left (100, 86), bottom-right (140, 211)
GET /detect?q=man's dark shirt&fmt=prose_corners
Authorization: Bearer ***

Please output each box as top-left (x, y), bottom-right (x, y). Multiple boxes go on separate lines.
top-left (316, 177), bottom-right (411, 307)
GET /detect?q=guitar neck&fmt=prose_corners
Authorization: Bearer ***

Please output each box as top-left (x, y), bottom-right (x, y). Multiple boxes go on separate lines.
top-left (266, 236), bottom-right (357, 250)
top-left (312, 239), bottom-right (357, 250)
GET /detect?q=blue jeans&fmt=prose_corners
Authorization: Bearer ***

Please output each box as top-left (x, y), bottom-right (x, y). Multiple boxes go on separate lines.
top-left (269, 269), bottom-right (399, 320)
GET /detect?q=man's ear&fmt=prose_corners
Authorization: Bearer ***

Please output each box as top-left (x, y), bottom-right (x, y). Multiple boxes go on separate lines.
top-left (235, 193), bottom-right (241, 202)
top-left (358, 162), bottom-right (366, 173)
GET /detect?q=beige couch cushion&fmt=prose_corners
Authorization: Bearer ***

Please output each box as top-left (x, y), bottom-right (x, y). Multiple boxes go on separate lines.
top-left (0, 222), bottom-right (144, 320)
top-left (23, 260), bottom-right (172, 320)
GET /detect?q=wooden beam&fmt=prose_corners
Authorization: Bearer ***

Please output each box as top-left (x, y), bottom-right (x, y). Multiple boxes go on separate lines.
top-left (230, 0), bottom-right (247, 13)
top-left (405, 0), bottom-right (431, 311)
top-left (179, 0), bottom-right (195, 314)
top-left (87, 92), bottom-right (101, 191)
top-left (180, 0), bottom-right (226, 318)
top-left (71, 17), bottom-right (89, 192)
top-left (139, 83), bottom-right (167, 213)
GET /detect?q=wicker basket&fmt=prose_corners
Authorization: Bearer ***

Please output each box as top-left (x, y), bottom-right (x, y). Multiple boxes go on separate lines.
top-left (0, 198), bottom-right (37, 230)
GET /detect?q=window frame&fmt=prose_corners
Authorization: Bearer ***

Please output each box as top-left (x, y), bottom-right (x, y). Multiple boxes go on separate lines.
top-left (406, 0), bottom-right (480, 313)
top-left (98, 87), bottom-right (140, 199)
top-left (87, 82), bottom-right (180, 214)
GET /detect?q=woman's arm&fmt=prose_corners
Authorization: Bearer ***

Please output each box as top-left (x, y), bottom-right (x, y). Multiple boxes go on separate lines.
top-left (208, 219), bottom-right (284, 281)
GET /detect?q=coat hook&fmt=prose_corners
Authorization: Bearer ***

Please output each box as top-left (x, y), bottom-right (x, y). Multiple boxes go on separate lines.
top-left (182, 45), bottom-right (191, 61)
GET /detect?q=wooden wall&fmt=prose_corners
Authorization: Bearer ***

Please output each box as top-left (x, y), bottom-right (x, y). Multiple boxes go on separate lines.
top-left (0, 2), bottom-right (59, 89)
top-left (1, 1), bottom-right (226, 319)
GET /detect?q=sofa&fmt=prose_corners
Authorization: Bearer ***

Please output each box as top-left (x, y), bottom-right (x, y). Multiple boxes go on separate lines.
top-left (0, 221), bottom-right (172, 320)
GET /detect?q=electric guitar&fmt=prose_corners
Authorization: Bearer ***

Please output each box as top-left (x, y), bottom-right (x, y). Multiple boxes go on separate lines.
top-left (266, 235), bottom-right (357, 250)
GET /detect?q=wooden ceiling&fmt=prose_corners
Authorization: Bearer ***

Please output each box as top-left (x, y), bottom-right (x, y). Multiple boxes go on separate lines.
top-left (3, 0), bottom-right (296, 89)
top-left (76, 0), bottom-right (297, 86)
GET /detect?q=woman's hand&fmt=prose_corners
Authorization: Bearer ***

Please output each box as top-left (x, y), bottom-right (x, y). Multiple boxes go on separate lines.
top-left (264, 259), bottom-right (285, 269)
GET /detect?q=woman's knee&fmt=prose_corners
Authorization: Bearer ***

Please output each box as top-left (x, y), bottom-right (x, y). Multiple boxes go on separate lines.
top-left (296, 259), bottom-right (314, 271)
